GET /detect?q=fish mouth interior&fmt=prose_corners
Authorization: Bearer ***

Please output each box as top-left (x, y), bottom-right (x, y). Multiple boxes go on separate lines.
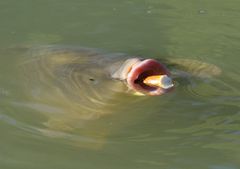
top-left (133, 70), bottom-right (158, 91)
top-left (127, 59), bottom-right (171, 95)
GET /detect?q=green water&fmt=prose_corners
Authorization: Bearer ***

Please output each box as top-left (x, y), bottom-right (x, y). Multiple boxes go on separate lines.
top-left (0, 0), bottom-right (240, 169)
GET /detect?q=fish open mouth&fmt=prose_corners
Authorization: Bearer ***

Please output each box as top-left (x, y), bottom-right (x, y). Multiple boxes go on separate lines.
top-left (127, 59), bottom-right (173, 95)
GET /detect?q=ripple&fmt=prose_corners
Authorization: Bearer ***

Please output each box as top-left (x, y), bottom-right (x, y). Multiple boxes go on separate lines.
top-left (177, 70), bottom-right (240, 104)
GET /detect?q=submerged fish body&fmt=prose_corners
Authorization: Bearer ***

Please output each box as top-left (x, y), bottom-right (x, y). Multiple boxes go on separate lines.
top-left (17, 46), bottom-right (221, 120)
top-left (7, 45), bottom-right (221, 148)
top-left (15, 46), bottom-right (171, 134)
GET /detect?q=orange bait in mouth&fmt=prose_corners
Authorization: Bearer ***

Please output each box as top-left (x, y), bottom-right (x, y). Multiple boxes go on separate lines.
top-left (143, 75), bottom-right (174, 89)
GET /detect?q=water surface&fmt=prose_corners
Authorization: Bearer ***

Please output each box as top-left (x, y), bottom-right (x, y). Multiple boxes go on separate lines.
top-left (0, 0), bottom-right (240, 169)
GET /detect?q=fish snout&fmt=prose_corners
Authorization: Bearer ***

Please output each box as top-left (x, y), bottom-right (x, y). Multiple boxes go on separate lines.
top-left (126, 59), bottom-right (174, 96)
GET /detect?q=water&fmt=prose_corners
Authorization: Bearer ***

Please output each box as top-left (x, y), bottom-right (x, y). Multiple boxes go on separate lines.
top-left (0, 0), bottom-right (240, 169)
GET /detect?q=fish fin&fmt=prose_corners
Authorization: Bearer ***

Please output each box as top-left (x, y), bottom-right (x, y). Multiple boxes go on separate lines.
top-left (164, 58), bottom-right (222, 78)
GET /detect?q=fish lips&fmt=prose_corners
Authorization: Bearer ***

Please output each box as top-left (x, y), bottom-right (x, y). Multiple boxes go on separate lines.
top-left (127, 59), bottom-right (174, 95)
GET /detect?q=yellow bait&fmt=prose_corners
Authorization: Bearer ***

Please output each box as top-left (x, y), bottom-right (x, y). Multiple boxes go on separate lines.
top-left (143, 75), bottom-right (174, 89)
